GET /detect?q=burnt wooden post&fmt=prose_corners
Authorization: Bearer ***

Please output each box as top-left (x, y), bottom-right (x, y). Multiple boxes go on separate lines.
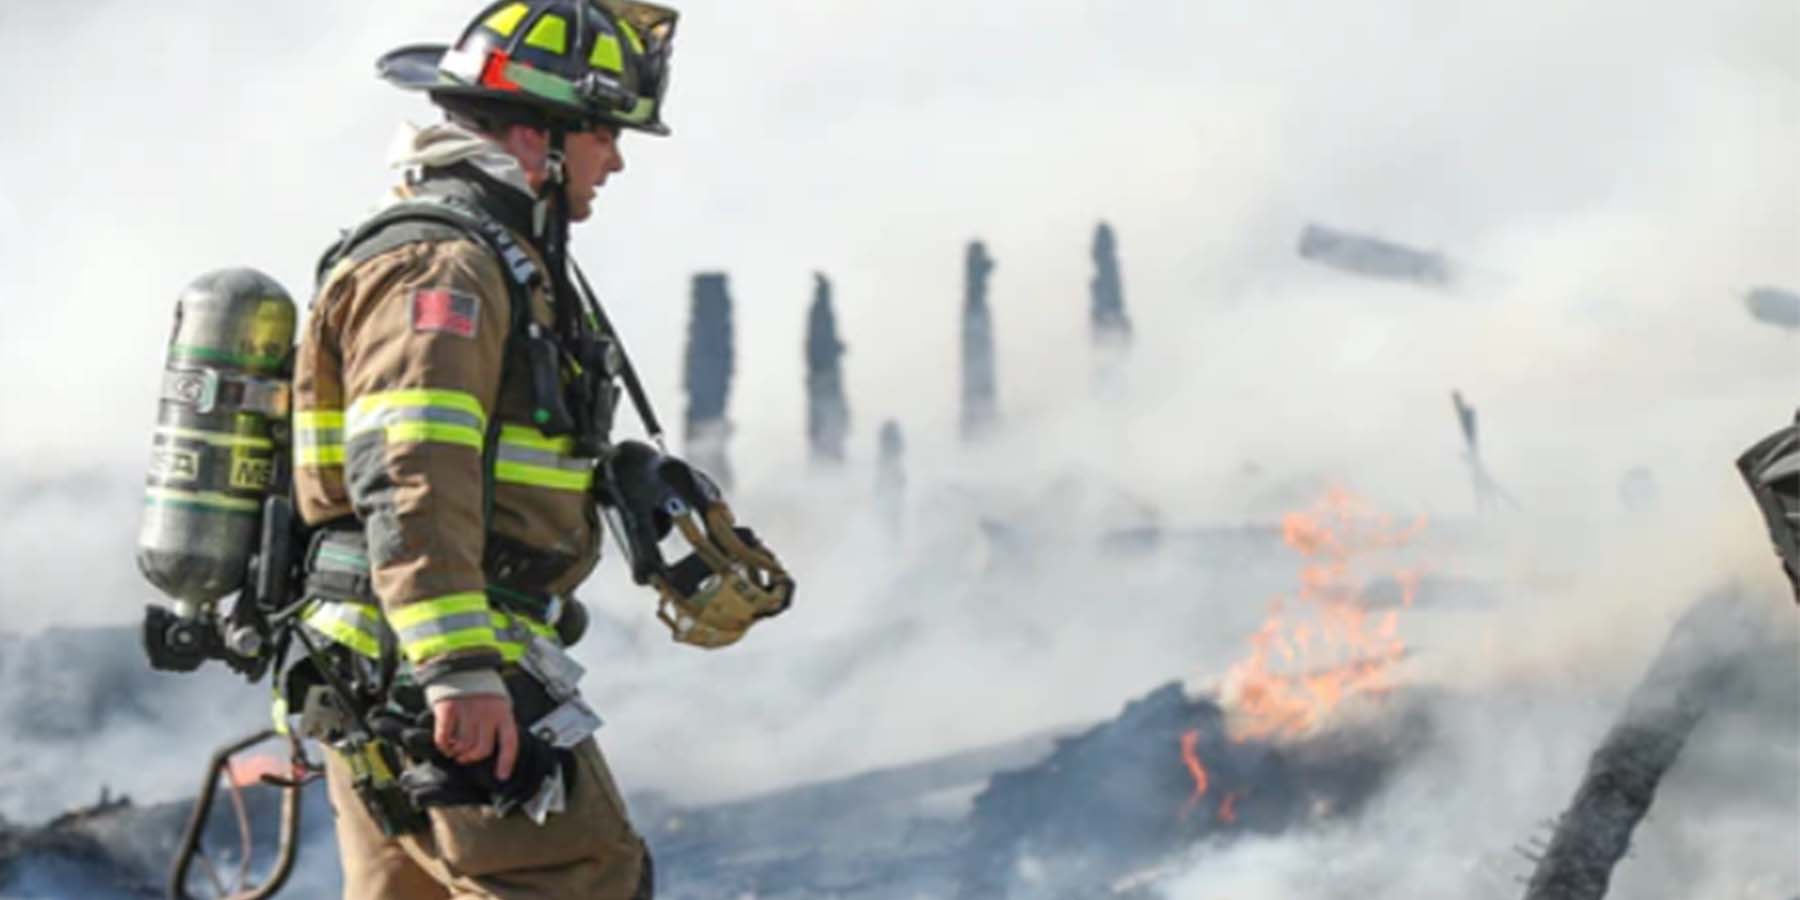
top-left (1522, 589), bottom-right (1759, 900)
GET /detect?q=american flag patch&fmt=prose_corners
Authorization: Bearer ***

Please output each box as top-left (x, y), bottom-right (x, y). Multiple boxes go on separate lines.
top-left (410, 289), bottom-right (480, 338)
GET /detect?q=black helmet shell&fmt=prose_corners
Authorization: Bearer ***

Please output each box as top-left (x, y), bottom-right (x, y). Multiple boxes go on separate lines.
top-left (378, 0), bottom-right (678, 135)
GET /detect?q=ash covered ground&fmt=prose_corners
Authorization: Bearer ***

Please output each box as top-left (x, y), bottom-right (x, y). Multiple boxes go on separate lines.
top-left (2, 0), bottom-right (1798, 897)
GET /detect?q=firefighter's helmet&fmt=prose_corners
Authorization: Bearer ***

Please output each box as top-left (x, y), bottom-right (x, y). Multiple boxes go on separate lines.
top-left (377, 0), bottom-right (678, 135)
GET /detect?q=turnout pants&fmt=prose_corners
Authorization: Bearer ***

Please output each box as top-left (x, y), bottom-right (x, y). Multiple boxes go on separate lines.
top-left (325, 739), bottom-right (651, 900)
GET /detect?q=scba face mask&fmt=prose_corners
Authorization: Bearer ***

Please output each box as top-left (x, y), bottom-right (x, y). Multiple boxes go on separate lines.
top-left (596, 441), bottom-right (794, 647)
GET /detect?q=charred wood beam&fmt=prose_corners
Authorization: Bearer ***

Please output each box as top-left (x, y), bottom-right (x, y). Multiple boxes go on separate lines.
top-left (1522, 589), bottom-right (1761, 900)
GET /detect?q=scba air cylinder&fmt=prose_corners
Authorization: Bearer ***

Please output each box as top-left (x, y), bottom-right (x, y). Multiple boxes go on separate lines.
top-left (137, 268), bottom-right (296, 609)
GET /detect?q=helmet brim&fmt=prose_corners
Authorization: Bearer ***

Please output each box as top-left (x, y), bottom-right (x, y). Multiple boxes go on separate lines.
top-left (376, 43), bottom-right (455, 92)
top-left (376, 42), bottom-right (671, 136)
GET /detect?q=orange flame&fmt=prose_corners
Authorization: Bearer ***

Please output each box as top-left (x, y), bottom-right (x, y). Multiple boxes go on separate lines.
top-left (1223, 487), bottom-right (1425, 741)
top-left (1218, 792), bottom-right (1239, 824)
top-left (1178, 729), bottom-right (1209, 818)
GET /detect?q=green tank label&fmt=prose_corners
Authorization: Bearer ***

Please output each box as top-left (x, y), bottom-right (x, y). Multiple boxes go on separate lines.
top-left (229, 455), bottom-right (276, 491)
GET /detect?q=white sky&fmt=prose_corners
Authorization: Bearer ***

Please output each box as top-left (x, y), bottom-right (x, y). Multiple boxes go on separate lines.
top-left (0, 0), bottom-right (1791, 479)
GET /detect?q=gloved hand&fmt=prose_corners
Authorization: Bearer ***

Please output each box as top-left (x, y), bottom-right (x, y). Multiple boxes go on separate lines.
top-left (373, 673), bottom-right (568, 813)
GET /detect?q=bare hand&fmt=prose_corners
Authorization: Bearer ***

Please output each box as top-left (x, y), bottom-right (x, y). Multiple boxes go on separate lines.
top-left (432, 694), bottom-right (519, 781)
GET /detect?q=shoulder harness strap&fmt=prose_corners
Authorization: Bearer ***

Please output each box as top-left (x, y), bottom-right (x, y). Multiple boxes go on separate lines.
top-left (315, 195), bottom-right (544, 536)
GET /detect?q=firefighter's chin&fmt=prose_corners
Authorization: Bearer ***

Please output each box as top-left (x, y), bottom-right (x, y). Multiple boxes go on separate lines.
top-left (568, 189), bottom-right (596, 223)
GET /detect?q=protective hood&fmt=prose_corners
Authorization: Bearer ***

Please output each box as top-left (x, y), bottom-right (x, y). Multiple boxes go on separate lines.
top-left (385, 120), bottom-right (535, 200)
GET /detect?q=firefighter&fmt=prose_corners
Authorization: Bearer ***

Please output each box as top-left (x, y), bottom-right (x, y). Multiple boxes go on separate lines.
top-left (288, 2), bottom-right (677, 896)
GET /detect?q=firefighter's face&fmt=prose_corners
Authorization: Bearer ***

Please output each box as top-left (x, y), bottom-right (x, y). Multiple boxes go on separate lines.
top-left (561, 124), bottom-right (625, 223)
top-left (505, 123), bottom-right (625, 223)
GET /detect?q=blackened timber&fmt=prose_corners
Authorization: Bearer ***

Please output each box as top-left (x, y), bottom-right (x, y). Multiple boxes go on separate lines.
top-left (805, 273), bottom-right (850, 466)
top-left (960, 241), bottom-right (999, 442)
top-left (876, 420), bottom-right (905, 535)
top-left (1521, 589), bottom-right (1761, 900)
top-left (1090, 222), bottom-right (1131, 350)
top-left (684, 273), bottom-right (736, 488)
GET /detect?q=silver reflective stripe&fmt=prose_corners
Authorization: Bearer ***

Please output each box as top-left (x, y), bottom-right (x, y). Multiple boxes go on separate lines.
top-left (395, 610), bottom-right (494, 646)
top-left (295, 426), bottom-right (343, 448)
top-left (347, 405), bottom-right (484, 438)
top-left (496, 443), bottom-right (592, 473)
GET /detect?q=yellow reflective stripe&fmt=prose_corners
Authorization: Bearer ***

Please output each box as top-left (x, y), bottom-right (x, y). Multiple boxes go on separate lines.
top-left (495, 460), bottom-right (593, 491)
top-left (349, 389), bottom-right (484, 423)
top-left (153, 425), bottom-right (274, 450)
top-left (294, 408), bottom-right (345, 467)
top-left (347, 390), bottom-right (486, 450)
top-left (498, 424), bottom-right (574, 453)
top-left (389, 592), bottom-right (489, 628)
top-left (525, 14), bottom-right (568, 53)
top-left (390, 592), bottom-right (498, 663)
top-left (618, 19), bottom-right (644, 53)
top-left (294, 410), bottom-right (345, 428)
top-left (492, 611), bottom-right (559, 664)
top-left (402, 628), bottom-right (498, 663)
top-left (295, 445), bottom-right (346, 466)
top-left (494, 424), bottom-right (591, 490)
top-left (484, 1), bottom-right (530, 36)
top-left (588, 33), bottom-right (623, 72)
top-left (301, 599), bottom-right (382, 658)
top-left (380, 421), bottom-right (484, 450)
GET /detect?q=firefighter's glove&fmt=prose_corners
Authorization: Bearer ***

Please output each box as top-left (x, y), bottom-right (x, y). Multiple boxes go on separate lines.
top-left (375, 703), bottom-right (562, 814)
top-left (388, 712), bottom-right (562, 813)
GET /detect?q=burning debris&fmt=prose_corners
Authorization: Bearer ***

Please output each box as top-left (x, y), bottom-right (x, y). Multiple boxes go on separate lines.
top-left (1220, 488), bottom-right (1424, 741)
top-left (960, 682), bottom-right (1429, 899)
top-left (961, 489), bottom-right (1435, 898)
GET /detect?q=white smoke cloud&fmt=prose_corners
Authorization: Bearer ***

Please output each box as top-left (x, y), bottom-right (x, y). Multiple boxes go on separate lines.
top-left (0, 0), bottom-right (1794, 897)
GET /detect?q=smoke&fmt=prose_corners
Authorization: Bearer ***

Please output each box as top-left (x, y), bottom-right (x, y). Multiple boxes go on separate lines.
top-left (0, 0), bottom-right (1795, 897)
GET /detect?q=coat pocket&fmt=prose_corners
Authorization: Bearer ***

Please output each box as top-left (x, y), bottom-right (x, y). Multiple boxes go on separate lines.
top-left (423, 740), bottom-right (644, 879)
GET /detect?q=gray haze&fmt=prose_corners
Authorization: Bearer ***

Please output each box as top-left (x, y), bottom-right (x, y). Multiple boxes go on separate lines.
top-left (0, 0), bottom-right (1795, 898)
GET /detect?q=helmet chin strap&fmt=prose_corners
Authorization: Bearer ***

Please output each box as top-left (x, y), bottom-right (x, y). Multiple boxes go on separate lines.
top-left (532, 141), bottom-right (566, 243)
top-left (535, 128), bottom-right (587, 343)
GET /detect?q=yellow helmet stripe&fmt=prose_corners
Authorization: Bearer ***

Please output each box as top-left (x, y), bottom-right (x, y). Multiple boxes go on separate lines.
top-left (484, 2), bottom-right (531, 37)
top-left (589, 33), bottom-right (624, 72)
top-left (525, 14), bottom-right (569, 54)
top-left (618, 19), bottom-right (645, 54)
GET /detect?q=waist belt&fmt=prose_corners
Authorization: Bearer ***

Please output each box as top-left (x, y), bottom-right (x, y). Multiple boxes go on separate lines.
top-left (302, 528), bottom-right (568, 629)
